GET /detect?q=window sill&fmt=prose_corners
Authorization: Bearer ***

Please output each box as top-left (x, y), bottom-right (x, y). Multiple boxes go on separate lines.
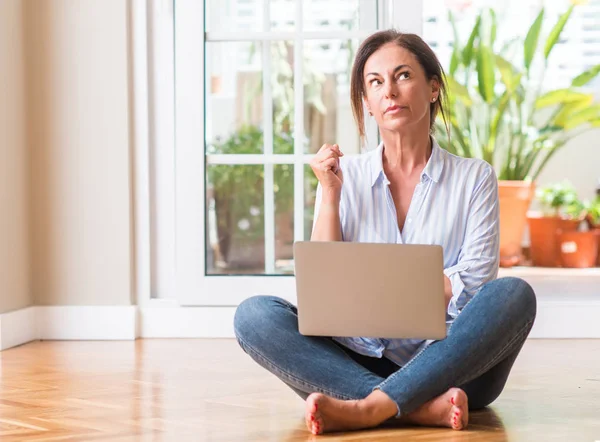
top-left (498, 266), bottom-right (600, 301)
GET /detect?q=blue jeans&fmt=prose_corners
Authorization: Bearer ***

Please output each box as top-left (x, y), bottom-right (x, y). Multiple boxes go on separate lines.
top-left (233, 277), bottom-right (536, 417)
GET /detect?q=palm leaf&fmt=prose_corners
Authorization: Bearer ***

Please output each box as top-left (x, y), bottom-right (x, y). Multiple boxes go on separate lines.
top-left (544, 5), bottom-right (574, 60)
top-left (446, 75), bottom-right (473, 106)
top-left (535, 89), bottom-right (591, 108)
top-left (463, 15), bottom-right (481, 66)
top-left (476, 44), bottom-right (495, 103)
top-left (524, 9), bottom-right (544, 70)
top-left (562, 105), bottom-right (600, 130)
top-left (572, 64), bottom-right (600, 87)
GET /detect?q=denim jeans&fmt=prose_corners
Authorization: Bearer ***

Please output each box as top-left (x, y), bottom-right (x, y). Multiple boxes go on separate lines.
top-left (233, 277), bottom-right (536, 417)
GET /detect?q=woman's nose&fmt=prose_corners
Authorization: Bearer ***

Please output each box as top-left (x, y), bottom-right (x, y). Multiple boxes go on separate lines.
top-left (384, 81), bottom-right (397, 99)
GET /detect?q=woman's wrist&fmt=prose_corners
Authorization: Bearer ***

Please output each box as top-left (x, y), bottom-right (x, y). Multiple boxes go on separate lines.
top-left (320, 187), bottom-right (341, 206)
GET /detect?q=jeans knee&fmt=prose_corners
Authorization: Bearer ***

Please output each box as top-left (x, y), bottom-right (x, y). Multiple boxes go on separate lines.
top-left (233, 295), bottom-right (285, 342)
top-left (495, 277), bottom-right (537, 322)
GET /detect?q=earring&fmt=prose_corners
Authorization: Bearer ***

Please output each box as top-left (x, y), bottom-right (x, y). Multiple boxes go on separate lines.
top-left (431, 97), bottom-right (437, 103)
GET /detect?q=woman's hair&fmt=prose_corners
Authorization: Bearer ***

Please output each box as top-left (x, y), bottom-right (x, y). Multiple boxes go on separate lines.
top-left (350, 29), bottom-right (449, 141)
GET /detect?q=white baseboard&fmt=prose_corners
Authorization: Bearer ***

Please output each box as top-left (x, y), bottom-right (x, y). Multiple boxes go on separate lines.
top-left (0, 307), bottom-right (38, 350)
top-left (1, 298), bottom-right (599, 351)
top-left (139, 305), bottom-right (235, 338)
top-left (36, 306), bottom-right (137, 340)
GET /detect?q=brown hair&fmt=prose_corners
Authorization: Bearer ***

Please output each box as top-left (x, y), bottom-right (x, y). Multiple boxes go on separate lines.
top-left (350, 29), bottom-right (449, 141)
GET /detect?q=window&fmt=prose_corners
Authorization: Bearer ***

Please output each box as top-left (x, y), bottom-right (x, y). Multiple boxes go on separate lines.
top-left (204, 1), bottom-right (379, 279)
top-left (174, 0), bottom-right (424, 305)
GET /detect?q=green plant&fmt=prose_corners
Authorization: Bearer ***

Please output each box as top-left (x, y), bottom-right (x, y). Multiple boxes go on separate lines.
top-left (207, 125), bottom-right (318, 263)
top-left (436, 4), bottom-right (600, 181)
top-left (536, 181), bottom-right (580, 217)
top-left (586, 196), bottom-right (600, 227)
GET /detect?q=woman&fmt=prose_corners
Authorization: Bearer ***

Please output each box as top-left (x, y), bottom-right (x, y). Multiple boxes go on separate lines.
top-left (233, 30), bottom-right (536, 435)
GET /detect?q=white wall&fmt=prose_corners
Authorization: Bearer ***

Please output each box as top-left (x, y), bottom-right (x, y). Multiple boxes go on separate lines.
top-left (25, 0), bottom-right (133, 306)
top-left (0, 0), bottom-right (32, 314)
top-left (536, 128), bottom-right (600, 203)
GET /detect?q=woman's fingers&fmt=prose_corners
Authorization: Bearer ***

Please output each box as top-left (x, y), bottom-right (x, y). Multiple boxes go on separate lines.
top-left (321, 157), bottom-right (338, 171)
top-left (331, 144), bottom-right (344, 157)
top-left (317, 144), bottom-right (344, 160)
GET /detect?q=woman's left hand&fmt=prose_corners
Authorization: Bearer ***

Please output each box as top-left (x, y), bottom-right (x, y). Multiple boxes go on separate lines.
top-left (444, 275), bottom-right (452, 310)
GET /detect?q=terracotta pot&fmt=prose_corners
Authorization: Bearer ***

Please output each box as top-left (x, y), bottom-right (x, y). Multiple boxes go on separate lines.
top-left (527, 213), bottom-right (579, 267)
top-left (498, 181), bottom-right (535, 267)
top-left (557, 230), bottom-right (599, 268)
top-left (596, 229), bottom-right (600, 267)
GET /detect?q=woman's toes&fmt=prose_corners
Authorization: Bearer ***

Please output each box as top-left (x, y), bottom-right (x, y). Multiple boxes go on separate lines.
top-left (451, 406), bottom-right (462, 429)
top-left (312, 419), bottom-right (322, 435)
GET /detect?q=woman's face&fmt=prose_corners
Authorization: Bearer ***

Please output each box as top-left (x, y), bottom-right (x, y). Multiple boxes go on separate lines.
top-left (362, 43), bottom-right (439, 134)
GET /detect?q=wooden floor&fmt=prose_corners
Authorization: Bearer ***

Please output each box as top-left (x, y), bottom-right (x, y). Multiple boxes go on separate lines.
top-left (0, 339), bottom-right (599, 441)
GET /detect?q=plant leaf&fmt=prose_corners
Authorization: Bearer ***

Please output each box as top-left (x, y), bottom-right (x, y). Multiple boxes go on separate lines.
top-left (535, 88), bottom-right (591, 108)
top-left (446, 75), bottom-right (473, 106)
top-left (477, 44), bottom-right (495, 103)
top-left (524, 9), bottom-right (544, 70)
top-left (463, 15), bottom-right (481, 66)
top-left (544, 5), bottom-right (574, 60)
top-left (495, 55), bottom-right (522, 93)
top-left (490, 91), bottom-right (511, 139)
top-left (571, 64), bottom-right (600, 87)
top-left (554, 96), bottom-right (594, 127)
top-left (449, 49), bottom-right (461, 76)
top-left (490, 9), bottom-right (497, 46)
top-left (563, 105), bottom-right (600, 130)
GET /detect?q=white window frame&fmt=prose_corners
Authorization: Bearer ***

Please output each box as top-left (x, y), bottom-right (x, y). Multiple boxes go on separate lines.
top-left (172, 0), bottom-right (423, 306)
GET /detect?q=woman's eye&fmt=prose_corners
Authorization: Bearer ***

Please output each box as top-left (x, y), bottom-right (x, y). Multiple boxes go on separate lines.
top-left (398, 72), bottom-right (410, 80)
top-left (370, 79), bottom-right (382, 86)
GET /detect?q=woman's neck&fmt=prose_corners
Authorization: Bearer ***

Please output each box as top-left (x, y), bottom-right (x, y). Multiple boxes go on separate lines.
top-left (380, 129), bottom-right (432, 176)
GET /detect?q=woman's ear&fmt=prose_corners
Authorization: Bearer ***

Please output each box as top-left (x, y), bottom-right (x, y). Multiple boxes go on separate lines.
top-left (363, 96), bottom-right (371, 115)
top-left (430, 76), bottom-right (441, 101)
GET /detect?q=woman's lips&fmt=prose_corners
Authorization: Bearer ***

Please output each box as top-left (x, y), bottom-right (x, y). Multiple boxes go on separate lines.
top-left (385, 105), bottom-right (406, 114)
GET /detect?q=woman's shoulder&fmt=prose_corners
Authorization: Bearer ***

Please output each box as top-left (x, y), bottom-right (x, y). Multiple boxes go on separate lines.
top-left (442, 148), bottom-right (496, 180)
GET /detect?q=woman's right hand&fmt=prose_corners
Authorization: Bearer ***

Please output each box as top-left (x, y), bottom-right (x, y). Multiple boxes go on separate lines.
top-left (310, 143), bottom-right (344, 194)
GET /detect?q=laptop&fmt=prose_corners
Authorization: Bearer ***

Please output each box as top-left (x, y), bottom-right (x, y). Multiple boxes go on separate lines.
top-left (293, 241), bottom-right (447, 340)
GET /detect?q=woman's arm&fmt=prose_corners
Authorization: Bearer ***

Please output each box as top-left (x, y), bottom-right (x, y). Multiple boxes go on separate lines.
top-left (309, 144), bottom-right (345, 242)
top-left (444, 164), bottom-right (500, 318)
top-left (311, 186), bottom-right (343, 242)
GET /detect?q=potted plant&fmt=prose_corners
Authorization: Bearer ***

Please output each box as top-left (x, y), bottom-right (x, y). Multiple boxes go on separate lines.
top-left (556, 197), bottom-right (599, 268)
top-left (207, 126), bottom-right (296, 271)
top-left (585, 195), bottom-right (600, 266)
top-left (528, 181), bottom-right (583, 267)
top-left (438, 4), bottom-right (600, 267)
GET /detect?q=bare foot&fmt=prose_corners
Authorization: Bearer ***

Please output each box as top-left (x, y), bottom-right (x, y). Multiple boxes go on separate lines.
top-left (304, 391), bottom-right (396, 435)
top-left (401, 387), bottom-right (468, 430)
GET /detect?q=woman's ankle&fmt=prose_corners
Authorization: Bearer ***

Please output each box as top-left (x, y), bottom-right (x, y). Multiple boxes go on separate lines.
top-left (361, 389), bottom-right (399, 424)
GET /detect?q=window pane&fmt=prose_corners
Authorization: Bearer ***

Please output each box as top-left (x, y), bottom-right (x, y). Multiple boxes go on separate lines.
top-left (206, 41), bottom-right (296, 154)
top-left (270, 0), bottom-right (296, 31)
top-left (304, 39), bottom-right (361, 154)
top-left (206, 165), bottom-right (265, 274)
top-left (271, 41), bottom-right (295, 153)
top-left (206, 0), bottom-right (265, 33)
top-left (304, 164), bottom-right (319, 241)
top-left (206, 42), bottom-right (264, 153)
top-left (207, 0), bottom-right (299, 33)
top-left (274, 164), bottom-right (294, 274)
top-left (303, 0), bottom-right (377, 32)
